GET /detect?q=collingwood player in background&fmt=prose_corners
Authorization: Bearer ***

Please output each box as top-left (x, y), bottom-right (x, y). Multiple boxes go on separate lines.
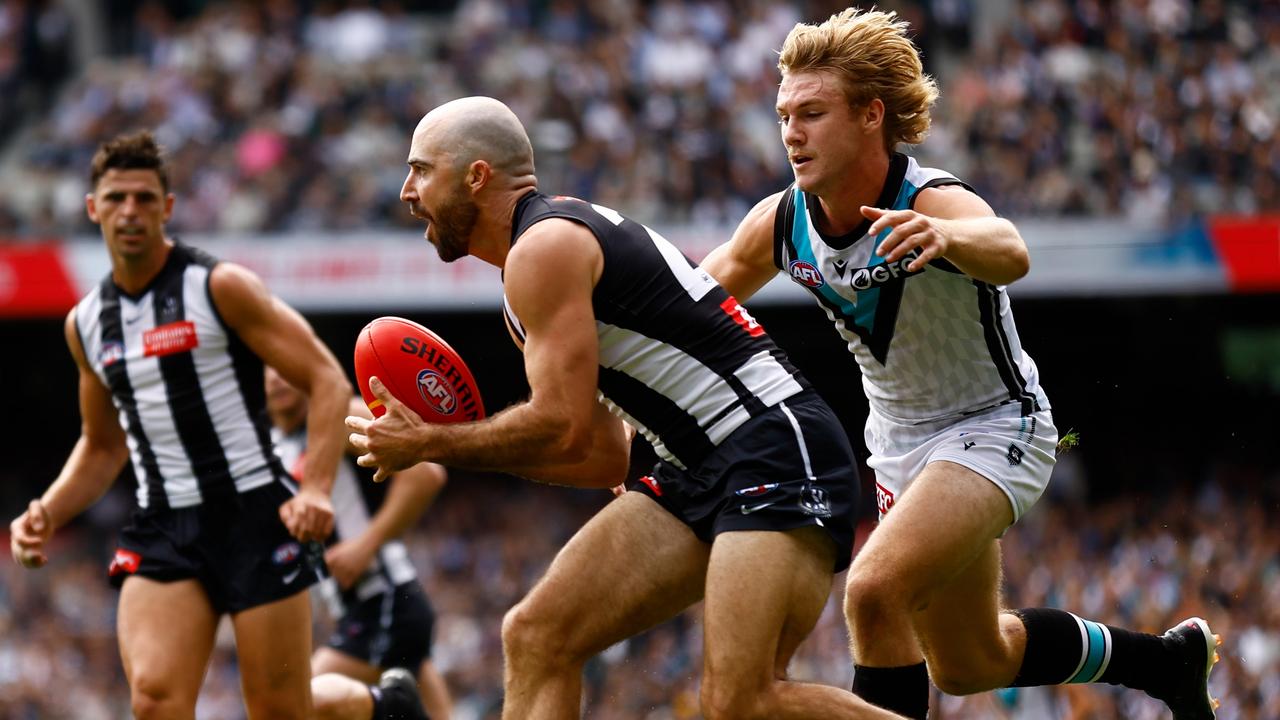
top-left (266, 366), bottom-right (451, 720)
top-left (8, 131), bottom-right (350, 719)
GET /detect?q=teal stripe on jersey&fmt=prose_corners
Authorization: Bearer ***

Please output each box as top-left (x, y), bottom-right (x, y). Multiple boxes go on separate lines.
top-left (892, 180), bottom-right (915, 210)
top-left (1068, 619), bottom-right (1109, 683)
top-left (791, 191), bottom-right (861, 322)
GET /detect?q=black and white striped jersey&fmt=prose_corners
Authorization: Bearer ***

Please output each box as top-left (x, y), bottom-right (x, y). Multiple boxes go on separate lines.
top-left (74, 242), bottom-right (285, 510)
top-left (504, 191), bottom-right (809, 471)
top-left (272, 428), bottom-right (416, 606)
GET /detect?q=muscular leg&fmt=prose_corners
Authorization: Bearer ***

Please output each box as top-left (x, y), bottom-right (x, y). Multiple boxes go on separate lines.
top-left (501, 491), bottom-right (710, 720)
top-left (232, 590), bottom-right (314, 720)
top-left (700, 526), bottom-right (906, 720)
top-left (906, 466), bottom-right (1224, 720)
top-left (844, 461), bottom-right (1014, 713)
top-left (118, 576), bottom-right (220, 720)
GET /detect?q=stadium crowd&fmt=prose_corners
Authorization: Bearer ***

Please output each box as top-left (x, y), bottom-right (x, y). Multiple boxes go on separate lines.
top-left (2, 463), bottom-right (1276, 719)
top-left (1, 0), bottom-right (1278, 238)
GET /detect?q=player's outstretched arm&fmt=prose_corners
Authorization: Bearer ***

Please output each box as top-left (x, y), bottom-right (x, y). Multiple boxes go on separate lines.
top-left (349, 219), bottom-right (629, 488)
top-left (210, 263), bottom-right (351, 542)
top-left (11, 310), bottom-right (129, 568)
top-left (502, 398), bottom-right (632, 488)
top-left (700, 191), bottom-right (785, 302)
top-left (324, 461), bottom-right (447, 589)
top-left (865, 184), bottom-right (1030, 286)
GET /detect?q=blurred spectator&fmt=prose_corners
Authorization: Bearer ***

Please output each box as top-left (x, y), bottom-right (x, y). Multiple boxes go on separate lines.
top-left (3, 0), bottom-right (1276, 241)
top-left (3, 464), bottom-right (1276, 719)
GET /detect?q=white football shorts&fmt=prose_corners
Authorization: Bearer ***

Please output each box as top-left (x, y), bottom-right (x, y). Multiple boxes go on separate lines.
top-left (865, 405), bottom-right (1057, 526)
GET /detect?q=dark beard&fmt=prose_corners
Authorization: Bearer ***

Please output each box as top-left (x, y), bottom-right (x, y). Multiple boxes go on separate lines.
top-left (430, 193), bottom-right (479, 263)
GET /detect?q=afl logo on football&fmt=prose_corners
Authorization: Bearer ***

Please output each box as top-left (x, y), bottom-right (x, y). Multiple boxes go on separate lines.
top-left (788, 260), bottom-right (825, 288)
top-left (416, 369), bottom-right (458, 416)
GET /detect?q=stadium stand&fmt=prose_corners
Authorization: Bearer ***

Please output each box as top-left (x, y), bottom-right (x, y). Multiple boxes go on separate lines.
top-left (0, 0), bottom-right (1277, 238)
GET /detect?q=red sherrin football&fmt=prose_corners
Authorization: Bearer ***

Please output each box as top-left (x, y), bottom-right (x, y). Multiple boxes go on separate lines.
top-left (354, 317), bottom-right (485, 423)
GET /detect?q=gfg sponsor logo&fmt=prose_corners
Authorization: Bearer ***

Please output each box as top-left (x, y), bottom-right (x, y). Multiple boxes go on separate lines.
top-left (849, 252), bottom-right (923, 291)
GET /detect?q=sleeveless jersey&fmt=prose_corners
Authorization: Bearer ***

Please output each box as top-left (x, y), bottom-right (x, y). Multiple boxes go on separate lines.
top-left (272, 428), bottom-right (416, 604)
top-left (774, 153), bottom-right (1049, 426)
top-left (504, 191), bottom-right (808, 471)
top-left (74, 242), bottom-right (285, 510)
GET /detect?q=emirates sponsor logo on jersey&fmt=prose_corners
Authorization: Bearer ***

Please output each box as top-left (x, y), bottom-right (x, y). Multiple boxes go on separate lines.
top-left (143, 320), bottom-right (198, 357)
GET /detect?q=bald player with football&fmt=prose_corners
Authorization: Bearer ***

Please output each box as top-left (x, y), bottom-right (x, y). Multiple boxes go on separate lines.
top-left (346, 96), bottom-right (907, 720)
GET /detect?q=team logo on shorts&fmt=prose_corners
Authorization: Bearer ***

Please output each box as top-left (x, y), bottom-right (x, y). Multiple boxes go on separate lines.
top-left (735, 483), bottom-right (780, 497)
top-left (875, 482), bottom-right (895, 515)
top-left (638, 475), bottom-right (662, 496)
top-left (416, 369), bottom-right (458, 416)
top-left (108, 548), bottom-right (141, 576)
top-left (799, 483), bottom-right (832, 518)
top-left (273, 541), bottom-right (302, 565)
top-left (1007, 443), bottom-right (1024, 466)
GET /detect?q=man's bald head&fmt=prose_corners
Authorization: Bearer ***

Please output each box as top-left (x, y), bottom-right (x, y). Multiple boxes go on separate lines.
top-left (411, 97), bottom-right (535, 179)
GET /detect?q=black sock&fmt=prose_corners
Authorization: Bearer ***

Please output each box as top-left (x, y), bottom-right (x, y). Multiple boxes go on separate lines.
top-left (370, 686), bottom-right (389, 720)
top-left (370, 685), bottom-right (427, 720)
top-left (1011, 608), bottom-right (1169, 691)
top-left (852, 662), bottom-right (929, 720)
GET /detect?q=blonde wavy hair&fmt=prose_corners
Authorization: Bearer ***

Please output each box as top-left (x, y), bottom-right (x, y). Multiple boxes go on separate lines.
top-left (779, 7), bottom-right (938, 151)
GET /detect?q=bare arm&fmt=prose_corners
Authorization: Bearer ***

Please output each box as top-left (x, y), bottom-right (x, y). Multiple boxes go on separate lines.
top-left (349, 219), bottom-right (629, 489)
top-left (10, 311), bottom-right (130, 567)
top-left (210, 263), bottom-right (351, 541)
top-left (866, 184), bottom-right (1030, 286)
top-left (324, 461), bottom-right (447, 589)
top-left (501, 399), bottom-right (631, 487)
top-left (700, 191), bottom-right (785, 302)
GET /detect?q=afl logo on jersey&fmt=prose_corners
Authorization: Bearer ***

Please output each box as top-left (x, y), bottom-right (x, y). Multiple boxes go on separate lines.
top-left (788, 260), bottom-right (825, 288)
top-left (416, 369), bottom-right (458, 416)
top-left (99, 341), bottom-right (125, 367)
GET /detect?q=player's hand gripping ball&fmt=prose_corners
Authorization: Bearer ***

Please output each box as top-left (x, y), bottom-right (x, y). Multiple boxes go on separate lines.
top-left (354, 317), bottom-right (485, 423)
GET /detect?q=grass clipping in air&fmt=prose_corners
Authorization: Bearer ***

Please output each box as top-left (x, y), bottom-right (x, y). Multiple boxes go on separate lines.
top-left (1056, 429), bottom-right (1080, 454)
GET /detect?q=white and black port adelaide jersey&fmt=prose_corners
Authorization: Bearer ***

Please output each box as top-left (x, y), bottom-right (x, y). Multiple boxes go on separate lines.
top-left (774, 152), bottom-right (1049, 426)
top-left (74, 242), bottom-right (285, 510)
top-left (503, 191), bottom-right (809, 471)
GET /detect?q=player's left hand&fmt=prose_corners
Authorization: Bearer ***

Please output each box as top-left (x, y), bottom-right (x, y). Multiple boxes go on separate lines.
top-left (863, 205), bottom-right (949, 272)
top-left (346, 375), bottom-right (428, 483)
top-left (324, 538), bottom-right (375, 590)
top-left (280, 487), bottom-right (335, 542)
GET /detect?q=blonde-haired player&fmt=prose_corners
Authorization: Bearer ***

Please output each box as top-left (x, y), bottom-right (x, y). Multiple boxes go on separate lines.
top-left (702, 8), bottom-right (1221, 720)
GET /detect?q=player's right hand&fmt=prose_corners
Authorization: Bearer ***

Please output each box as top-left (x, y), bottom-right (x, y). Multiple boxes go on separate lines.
top-left (10, 499), bottom-right (52, 569)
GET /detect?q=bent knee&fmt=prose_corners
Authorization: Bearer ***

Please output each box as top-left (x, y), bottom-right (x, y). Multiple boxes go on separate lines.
top-left (501, 599), bottom-right (580, 667)
top-left (700, 676), bottom-right (778, 720)
top-left (844, 565), bottom-right (914, 618)
top-left (928, 661), bottom-right (1007, 696)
